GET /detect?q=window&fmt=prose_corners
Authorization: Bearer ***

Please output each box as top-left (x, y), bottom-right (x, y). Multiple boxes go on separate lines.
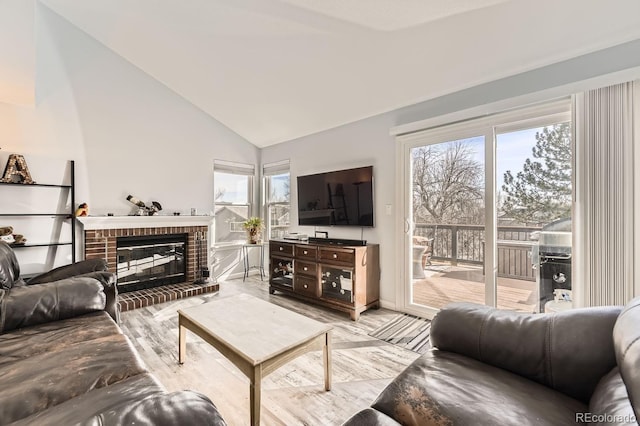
top-left (263, 160), bottom-right (290, 239)
top-left (213, 160), bottom-right (255, 244)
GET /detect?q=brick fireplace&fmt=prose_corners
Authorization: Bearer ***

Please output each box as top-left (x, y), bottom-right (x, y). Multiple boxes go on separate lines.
top-left (78, 216), bottom-right (218, 311)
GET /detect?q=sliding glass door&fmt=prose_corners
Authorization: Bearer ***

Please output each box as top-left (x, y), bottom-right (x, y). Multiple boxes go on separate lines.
top-left (399, 101), bottom-right (571, 318)
top-left (409, 136), bottom-right (488, 314)
top-left (495, 120), bottom-right (572, 312)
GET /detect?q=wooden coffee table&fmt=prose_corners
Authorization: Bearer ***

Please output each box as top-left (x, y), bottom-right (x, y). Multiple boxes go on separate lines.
top-left (178, 294), bottom-right (332, 426)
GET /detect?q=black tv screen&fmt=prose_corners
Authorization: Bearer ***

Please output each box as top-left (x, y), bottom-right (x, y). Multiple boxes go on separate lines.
top-left (297, 166), bottom-right (374, 227)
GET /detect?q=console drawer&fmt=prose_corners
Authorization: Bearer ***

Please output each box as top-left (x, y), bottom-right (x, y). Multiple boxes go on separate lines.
top-left (319, 247), bottom-right (355, 264)
top-left (294, 274), bottom-right (320, 297)
top-left (295, 245), bottom-right (317, 260)
top-left (270, 242), bottom-right (294, 257)
top-left (296, 260), bottom-right (317, 276)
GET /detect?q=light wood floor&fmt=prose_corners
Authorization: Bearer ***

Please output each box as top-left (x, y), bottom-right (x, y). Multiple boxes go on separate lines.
top-left (412, 264), bottom-right (537, 312)
top-left (120, 277), bottom-right (420, 426)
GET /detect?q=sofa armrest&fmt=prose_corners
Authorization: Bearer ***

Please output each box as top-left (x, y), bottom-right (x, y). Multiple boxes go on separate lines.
top-left (99, 390), bottom-right (227, 425)
top-left (26, 258), bottom-right (108, 285)
top-left (430, 302), bottom-right (621, 403)
top-left (76, 271), bottom-right (119, 323)
top-left (0, 277), bottom-right (106, 333)
top-left (612, 296), bottom-right (640, 420)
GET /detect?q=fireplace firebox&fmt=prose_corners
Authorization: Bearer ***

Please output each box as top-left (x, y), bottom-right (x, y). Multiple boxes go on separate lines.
top-left (116, 233), bottom-right (188, 292)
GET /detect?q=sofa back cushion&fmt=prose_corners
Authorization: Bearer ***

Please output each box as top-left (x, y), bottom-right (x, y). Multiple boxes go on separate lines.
top-left (613, 296), bottom-right (640, 420)
top-left (0, 277), bottom-right (106, 333)
top-left (0, 241), bottom-right (20, 290)
top-left (431, 302), bottom-right (621, 403)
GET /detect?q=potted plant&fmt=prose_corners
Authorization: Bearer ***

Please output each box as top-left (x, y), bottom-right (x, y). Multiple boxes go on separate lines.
top-left (243, 217), bottom-right (265, 244)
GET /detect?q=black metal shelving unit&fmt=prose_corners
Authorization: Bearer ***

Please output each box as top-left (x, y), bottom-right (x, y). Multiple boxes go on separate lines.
top-left (0, 160), bottom-right (76, 263)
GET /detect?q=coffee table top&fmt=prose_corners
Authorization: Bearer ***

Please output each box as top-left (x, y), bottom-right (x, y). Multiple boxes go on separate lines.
top-left (178, 294), bottom-right (332, 365)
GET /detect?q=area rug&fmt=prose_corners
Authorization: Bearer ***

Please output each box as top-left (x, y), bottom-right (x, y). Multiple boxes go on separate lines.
top-left (369, 314), bottom-right (431, 354)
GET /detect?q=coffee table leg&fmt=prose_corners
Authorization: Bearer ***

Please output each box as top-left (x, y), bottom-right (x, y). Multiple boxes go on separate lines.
top-left (178, 321), bottom-right (186, 364)
top-left (250, 364), bottom-right (262, 426)
top-left (324, 330), bottom-right (332, 391)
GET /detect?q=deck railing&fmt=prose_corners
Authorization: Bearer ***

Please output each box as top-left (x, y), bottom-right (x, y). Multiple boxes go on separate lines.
top-left (414, 223), bottom-right (541, 281)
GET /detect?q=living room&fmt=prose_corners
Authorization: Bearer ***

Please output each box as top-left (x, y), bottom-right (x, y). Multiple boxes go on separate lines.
top-left (2, 1), bottom-right (640, 425)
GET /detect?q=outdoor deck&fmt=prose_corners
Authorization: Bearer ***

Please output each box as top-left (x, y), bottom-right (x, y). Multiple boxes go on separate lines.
top-left (412, 263), bottom-right (538, 312)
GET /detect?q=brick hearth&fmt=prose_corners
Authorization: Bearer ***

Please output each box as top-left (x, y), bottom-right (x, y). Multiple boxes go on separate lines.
top-left (118, 281), bottom-right (218, 312)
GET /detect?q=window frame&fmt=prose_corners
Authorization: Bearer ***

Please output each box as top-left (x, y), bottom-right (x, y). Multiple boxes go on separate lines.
top-left (263, 160), bottom-right (290, 240)
top-left (213, 160), bottom-right (255, 245)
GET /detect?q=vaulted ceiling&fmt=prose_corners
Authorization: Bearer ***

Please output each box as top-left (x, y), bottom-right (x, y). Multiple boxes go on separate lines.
top-left (3, 0), bottom-right (640, 146)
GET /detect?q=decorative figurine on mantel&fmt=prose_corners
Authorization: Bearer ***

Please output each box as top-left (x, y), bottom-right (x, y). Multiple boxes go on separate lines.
top-left (75, 203), bottom-right (89, 217)
top-left (126, 195), bottom-right (162, 216)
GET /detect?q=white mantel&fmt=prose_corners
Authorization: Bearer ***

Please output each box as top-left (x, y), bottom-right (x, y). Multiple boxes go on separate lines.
top-left (77, 215), bottom-right (213, 230)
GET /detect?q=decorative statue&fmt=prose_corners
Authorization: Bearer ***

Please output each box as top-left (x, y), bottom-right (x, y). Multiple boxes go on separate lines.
top-left (126, 195), bottom-right (162, 216)
top-left (75, 203), bottom-right (89, 217)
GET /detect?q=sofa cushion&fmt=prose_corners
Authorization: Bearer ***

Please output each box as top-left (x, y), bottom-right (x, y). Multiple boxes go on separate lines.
top-left (0, 311), bottom-right (120, 365)
top-left (0, 319), bottom-right (147, 423)
top-left (0, 278), bottom-right (106, 333)
top-left (589, 367), bottom-right (637, 426)
top-left (10, 373), bottom-right (165, 425)
top-left (12, 372), bottom-right (227, 426)
top-left (613, 296), bottom-right (640, 420)
top-left (430, 302), bottom-right (620, 403)
top-left (371, 350), bottom-right (587, 426)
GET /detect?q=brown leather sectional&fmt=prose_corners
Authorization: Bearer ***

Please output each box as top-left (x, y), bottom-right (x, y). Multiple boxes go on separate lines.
top-left (0, 241), bottom-right (226, 425)
top-left (344, 299), bottom-right (640, 425)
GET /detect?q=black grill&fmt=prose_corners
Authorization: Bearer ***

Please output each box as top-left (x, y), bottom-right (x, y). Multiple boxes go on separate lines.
top-left (536, 218), bottom-right (572, 312)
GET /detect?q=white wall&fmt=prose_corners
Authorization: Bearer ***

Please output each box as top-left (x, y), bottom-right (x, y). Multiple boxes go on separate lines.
top-left (0, 0), bottom-right (35, 105)
top-left (261, 114), bottom-right (397, 305)
top-left (0, 5), bottom-right (258, 272)
top-left (38, 5), bottom-right (259, 217)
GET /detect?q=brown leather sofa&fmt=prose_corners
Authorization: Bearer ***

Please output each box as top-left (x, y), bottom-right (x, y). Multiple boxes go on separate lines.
top-left (0, 241), bottom-right (226, 425)
top-left (344, 298), bottom-right (640, 425)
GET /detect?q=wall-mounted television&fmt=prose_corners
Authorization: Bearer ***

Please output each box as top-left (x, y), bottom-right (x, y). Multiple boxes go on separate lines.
top-left (297, 166), bottom-right (374, 227)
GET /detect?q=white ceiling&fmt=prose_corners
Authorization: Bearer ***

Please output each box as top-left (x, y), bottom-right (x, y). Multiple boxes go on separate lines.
top-left (277, 0), bottom-right (510, 31)
top-left (4, 0), bottom-right (640, 146)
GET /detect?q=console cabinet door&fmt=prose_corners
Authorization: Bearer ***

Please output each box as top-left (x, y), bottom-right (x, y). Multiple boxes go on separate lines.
top-left (270, 256), bottom-right (294, 289)
top-left (320, 264), bottom-right (354, 303)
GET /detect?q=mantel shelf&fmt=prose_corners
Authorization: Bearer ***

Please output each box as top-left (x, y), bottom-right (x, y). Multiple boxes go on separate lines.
top-left (77, 215), bottom-right (214, 230)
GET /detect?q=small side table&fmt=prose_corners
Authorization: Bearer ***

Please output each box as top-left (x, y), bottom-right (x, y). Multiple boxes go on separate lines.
top-left (242, 243), bottom-right (265, 281)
